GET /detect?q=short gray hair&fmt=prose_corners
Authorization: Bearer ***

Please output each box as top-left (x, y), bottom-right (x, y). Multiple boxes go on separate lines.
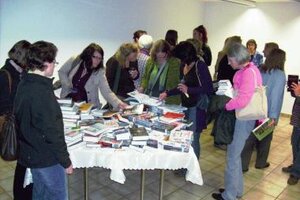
top-left (227, 43), bottom-right (250, 65)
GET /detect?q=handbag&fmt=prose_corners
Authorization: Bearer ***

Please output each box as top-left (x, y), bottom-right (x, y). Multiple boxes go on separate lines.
top-left (0, 113), bottom-right (18, 161)
top-left (0, 69), bottom-right (18, 161)
top-left (235, 68), bottom-right (268, 120)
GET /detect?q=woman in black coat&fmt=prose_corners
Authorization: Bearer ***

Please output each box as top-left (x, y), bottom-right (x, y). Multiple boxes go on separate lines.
top-left (0, 40), bottom-right (32, 200)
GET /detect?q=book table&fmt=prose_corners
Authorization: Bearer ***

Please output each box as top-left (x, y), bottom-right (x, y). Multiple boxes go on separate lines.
top-left (69, 145), bottom-right (203, 200)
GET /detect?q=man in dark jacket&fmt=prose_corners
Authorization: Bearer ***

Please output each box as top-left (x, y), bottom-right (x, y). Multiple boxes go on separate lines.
top-left (14, 41), bottom-right (73, 200)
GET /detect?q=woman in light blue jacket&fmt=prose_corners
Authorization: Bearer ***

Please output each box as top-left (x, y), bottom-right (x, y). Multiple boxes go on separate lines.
top-left (241, 48), bottom-right (286, 172)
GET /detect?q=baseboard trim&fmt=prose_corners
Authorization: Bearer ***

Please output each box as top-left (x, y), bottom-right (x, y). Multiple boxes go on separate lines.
top-left (280, 113), bottom-right (291, 118)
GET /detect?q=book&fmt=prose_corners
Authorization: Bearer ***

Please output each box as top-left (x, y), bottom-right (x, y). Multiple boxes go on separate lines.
top-left (113, 128), bottom-right (131, 141)
top-left (151, 121), bottom-right (177, 134)
top-left (122, 104), bottom-right (144, 116)
top-left (79, 103), bottom-right (94, 114)
top-left (82, 126), bottom-right (103, 136)
top-left (57, 98), bottom-right (72, 105)
top-left (169, 130), bottom-right (193, 144)
top-left (102, 110), bottom-right (119, 118)
top-left (163, 112), bottom-right (185, 119)
top-left (64, 130), bottom-right (82, 141)
top-left (160, 141), bottom-right (190, 153)
top-left (129, 127), bottom-right (149, 141)
top-left (131, 140), bottom-right (147, 146)
top-left (252, 118), bottom-right (275, 141)
top-left (127, 91), bottom-right (162, 106)
top-left (83, 133), bottom-right (102, 143)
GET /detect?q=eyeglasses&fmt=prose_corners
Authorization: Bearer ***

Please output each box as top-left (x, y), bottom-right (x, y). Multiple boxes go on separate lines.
top-left (92, 55), bottom-right (102, 60)
top-left (52, 60), bottom-right (59, 65)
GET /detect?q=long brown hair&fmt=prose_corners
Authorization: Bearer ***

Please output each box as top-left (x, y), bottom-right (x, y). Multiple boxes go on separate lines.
top-left (261, 48), bottom-right (285, 72)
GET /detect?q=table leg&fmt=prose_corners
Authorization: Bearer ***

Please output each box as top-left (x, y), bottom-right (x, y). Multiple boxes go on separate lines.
top-left (159, 169), bottom-right (165, 200)
top-left (84, 168), bottom-right (89, 200)
top-left (140, 170), bottom-right (145, 200)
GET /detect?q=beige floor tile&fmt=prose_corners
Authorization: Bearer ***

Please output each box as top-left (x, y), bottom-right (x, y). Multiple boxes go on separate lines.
top-left (277, 186), bottom-right (300, 200)
top-left (243, 188), bottom-right (276, 200)
top-left (253, 180), bottom-right (285, 197)
top-left (0, 192), bottom-right (12, 200)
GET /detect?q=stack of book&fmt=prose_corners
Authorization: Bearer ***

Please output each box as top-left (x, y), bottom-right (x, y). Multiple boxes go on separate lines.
top-left (64, 129), bottom-right (84, 150)
top-left (58, 99), bottom-right (80, 129)
top-left (216, 80), bottom-right (234, 98)
top-left (82, 125), bottom-right (105, 143)
top-left (130, 127), bottom-right (149, 147)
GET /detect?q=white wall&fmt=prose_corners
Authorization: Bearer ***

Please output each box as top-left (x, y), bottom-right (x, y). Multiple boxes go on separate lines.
top-left (0, 0), bottom-right (204, 79)
top-left (204, 2), bottom-right (300, 114)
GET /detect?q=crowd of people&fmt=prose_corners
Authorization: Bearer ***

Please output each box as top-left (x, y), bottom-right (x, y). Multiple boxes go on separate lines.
top-left (0, 25), bottom-right (298, 200)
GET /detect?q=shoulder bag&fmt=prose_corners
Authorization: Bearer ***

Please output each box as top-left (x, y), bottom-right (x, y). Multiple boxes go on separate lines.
top-left (0, 69), bottom-right (18, 161)
top-left (235, 68), bottom-right (268, 120)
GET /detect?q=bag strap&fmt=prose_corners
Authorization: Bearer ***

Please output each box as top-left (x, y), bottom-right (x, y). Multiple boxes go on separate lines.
top-left (149, 62), bottom-right (168, 94)
top-left (195, 60), bottom-right (202, 87)
top-left (1, 69), bottom-right (12, 94)
top-left (112, 64), bottom-right (121, 93)
top-left (248, 67), bottom-right (258, 88)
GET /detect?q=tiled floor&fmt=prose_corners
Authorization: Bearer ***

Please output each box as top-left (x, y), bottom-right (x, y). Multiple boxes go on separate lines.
top-left (1, 116), bottom-right (299, 200)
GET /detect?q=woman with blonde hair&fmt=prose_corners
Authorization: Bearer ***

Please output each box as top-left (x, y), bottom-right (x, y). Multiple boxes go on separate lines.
top-left (241, 48), bottom-right (286, 172)
top-left (140, 39), bottom-right (180, 104)
top-left (106, 43), bottom-right (139, 98)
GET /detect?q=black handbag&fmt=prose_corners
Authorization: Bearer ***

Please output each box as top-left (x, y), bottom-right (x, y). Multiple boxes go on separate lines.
top-left (0, 69), bottom-right (18, 161)
top-left (0, 113), bottom-right (18, 161)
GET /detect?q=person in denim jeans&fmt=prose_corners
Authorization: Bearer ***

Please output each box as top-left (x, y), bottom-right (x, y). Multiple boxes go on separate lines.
top-left (212, 43), bottom-right (262, 200)
top-left (14, 41), bottom-right (73, 200)
top-left (282, 83), bottom-right (300, 185)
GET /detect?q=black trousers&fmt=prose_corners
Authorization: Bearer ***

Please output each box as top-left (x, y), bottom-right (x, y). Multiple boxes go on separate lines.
top-left (241, 132), bottom-right (273, 171)
top-left (13, 162), bottom-right (33, 200)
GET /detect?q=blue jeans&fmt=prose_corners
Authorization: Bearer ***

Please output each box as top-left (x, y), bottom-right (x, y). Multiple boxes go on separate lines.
top-left (222, 119), bottom-right (255, 200)
top-left (31, 164), bottom-right (67, 200)
top-left (291, 126), bottom-right (300, 178)
top-left (185, 106), bottom-right (201, 159)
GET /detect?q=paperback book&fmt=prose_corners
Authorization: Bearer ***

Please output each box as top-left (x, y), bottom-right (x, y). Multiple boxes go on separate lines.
top-left (252, 118), bottom-right (275, 141)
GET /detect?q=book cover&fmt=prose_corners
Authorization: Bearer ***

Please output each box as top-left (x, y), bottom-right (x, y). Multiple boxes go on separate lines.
top-left (252, 118), bottom-right (275, 141)
top-left (79, 103), bottom-right (94, 114)
top-left (127, 91), bottom-right (162, 106)
top-left (129, 127), bottom-right (149, 140)
top-left (169, 130), bottom-right (193, 144)
top-left (163, 112), bottom-right (185, 119)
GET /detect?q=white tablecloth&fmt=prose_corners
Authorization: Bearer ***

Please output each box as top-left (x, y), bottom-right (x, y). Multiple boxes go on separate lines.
top-left (69, 146), bottom-right (203, 185)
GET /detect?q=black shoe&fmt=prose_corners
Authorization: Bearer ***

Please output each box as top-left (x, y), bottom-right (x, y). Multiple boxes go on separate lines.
top-left (255, 162), bottom-right (270, 169)
top-left (282, 165), bottom-right (293, 173)
top-left (243, 168), bottom-right (249, 173)
top-left (212, 193), bottom-right (225, 200)
top-left (288, 174), bottom-right (299, 185)
top-left (218, 188), bottom-right (242, 198)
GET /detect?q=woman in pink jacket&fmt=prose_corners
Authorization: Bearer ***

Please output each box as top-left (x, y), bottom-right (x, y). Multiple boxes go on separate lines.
top-left (212, 43), bottom-right (262, 200)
